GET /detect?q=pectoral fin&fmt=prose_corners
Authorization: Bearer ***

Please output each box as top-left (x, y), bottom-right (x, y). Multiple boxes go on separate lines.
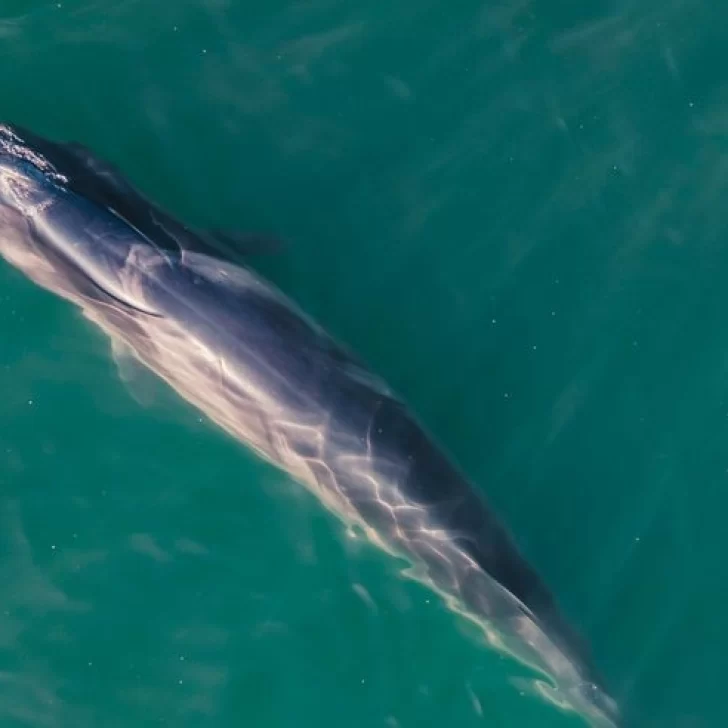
top-left (202, 230), bottom-right (285, 257)
top-left (8, 124), bottom-right (284, 264)
top-left (110, 337), bottom-right (160, 408)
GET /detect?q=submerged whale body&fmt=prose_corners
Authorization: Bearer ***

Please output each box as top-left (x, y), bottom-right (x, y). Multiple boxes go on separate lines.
top-left (0, 123), bottom-right (619, 726)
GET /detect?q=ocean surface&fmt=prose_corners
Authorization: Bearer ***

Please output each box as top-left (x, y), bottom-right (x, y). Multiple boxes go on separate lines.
top-left (0, 1), bottom-right (725, 726)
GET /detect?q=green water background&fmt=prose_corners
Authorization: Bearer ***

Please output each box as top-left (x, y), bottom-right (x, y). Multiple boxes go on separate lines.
top-left (0, 1), bottom-right (725, 726)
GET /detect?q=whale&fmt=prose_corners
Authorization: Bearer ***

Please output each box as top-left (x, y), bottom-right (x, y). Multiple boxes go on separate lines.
top-left (0, 123), bottom-right (619, 726)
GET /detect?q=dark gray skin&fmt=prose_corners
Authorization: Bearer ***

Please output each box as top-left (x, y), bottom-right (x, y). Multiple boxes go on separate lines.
top-left (0, 124), bottom-right (619, 726)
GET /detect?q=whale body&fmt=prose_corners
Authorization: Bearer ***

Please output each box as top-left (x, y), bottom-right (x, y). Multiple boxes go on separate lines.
top-left (0, 123), bottom-right (619, 726)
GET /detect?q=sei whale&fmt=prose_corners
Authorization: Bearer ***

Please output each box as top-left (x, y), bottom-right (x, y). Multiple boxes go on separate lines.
top-left (0, 123), bottom-right (619, 726)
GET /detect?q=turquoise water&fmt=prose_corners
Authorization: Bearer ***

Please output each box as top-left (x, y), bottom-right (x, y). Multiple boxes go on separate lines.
top-left (0, 1), bottom-right (725, 726)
